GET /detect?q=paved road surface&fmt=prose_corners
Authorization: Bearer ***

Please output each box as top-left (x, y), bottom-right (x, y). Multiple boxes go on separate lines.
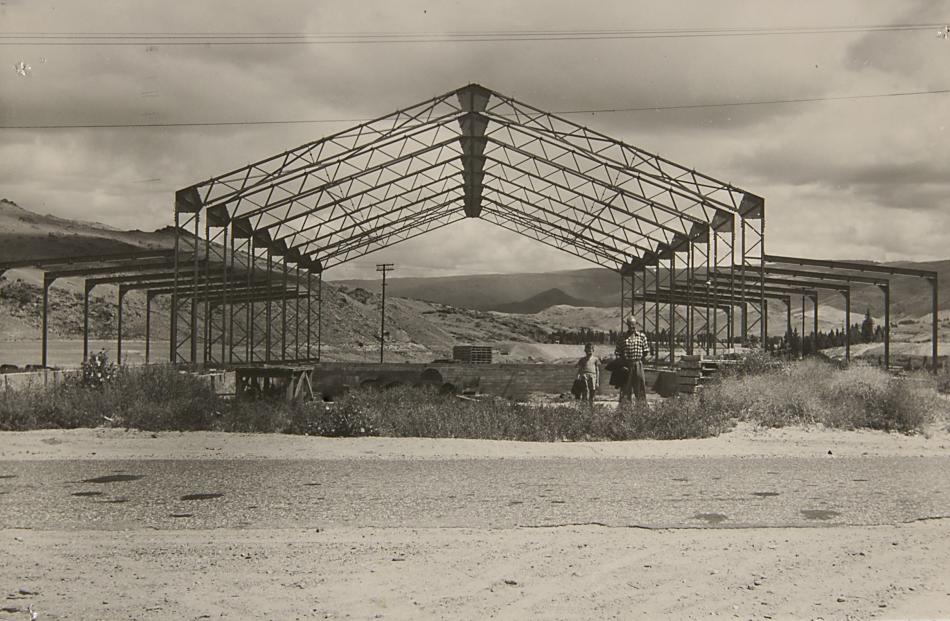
top-left (2, 456), bottom-right (947, 530)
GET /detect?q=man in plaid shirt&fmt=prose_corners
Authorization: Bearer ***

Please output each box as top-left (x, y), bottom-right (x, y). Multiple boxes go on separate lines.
top-left (615, 316), bottom-right (650, 403)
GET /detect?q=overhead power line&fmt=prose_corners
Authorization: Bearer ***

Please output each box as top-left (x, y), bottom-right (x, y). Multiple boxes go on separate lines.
top-left (1, 22), bottom-right (948, 45)
top-left (2, 86), bottom-right (948, 130)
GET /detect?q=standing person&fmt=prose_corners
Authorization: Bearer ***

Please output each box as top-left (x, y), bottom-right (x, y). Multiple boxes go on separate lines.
top-left (615, 316), bottom-right (650, 403)
top-left (575, 343), bottom-right (601, 404)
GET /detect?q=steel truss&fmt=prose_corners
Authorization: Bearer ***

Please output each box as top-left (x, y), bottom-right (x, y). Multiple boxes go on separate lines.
top-left (141, 83), bottom-right (931, 370)
top-left (4, 85), bottom-right (935, 373)
top-left (166, 83), bottom-right (773, 367)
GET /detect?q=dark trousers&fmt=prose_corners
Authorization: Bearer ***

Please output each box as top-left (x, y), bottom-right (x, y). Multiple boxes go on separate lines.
top-left (620, 360), bottom-right (647, 403)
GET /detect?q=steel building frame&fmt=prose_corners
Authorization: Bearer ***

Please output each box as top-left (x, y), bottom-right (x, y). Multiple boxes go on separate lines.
top-left (3, 85), bottom-right (937, 371)
top-left (170, 83), bottom-right (772, 368)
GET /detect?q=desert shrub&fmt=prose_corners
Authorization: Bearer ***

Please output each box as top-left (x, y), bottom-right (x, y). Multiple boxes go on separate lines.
top-left (718, 349), bottom-right (783, 378)
top-left (936, 368), bottom-right (950, 395)
top-left (290, 396), bottom-right (378, 437)
top-left (700, 360), bottom-right (824, 428)
top-left (613, 397), bottom-right (734, 440)
top-left (0, 365), bottom-right (219, 431)
top-left (698, 359), bottom-right (943, 434)
top-left (217, 397), bottom-right (294, 433)
top-left (299, 386), bottom-right (732, 441)
top-left (107, 365), bottom-right (218, 431)
top-left (81, 350), bottom-right (117, 388)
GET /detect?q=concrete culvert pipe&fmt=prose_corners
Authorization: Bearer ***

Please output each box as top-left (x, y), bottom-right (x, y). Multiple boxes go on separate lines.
top-left (420, 368), bottom-right (444, 384)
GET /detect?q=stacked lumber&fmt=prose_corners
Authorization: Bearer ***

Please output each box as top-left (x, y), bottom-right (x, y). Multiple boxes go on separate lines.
top-left (676, 356), bottom-right (725, 393)
top-left (452, 345), bottom-right (493, 364)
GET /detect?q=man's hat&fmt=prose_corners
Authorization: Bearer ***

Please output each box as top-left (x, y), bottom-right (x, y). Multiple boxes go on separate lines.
top-left (625, 316), bottom-right (637, 327)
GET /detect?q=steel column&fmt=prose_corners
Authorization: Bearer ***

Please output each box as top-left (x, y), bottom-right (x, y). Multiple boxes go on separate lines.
top-left (41, 275), bottom-right (51, 367)
top-left (931, 277), bottom-right (939, 372)
top-left (317, 272), bottom-right (323, 361)
top-left (844, 289), bottom-right (851, 363)
top-left (883, 284), bottom-right (890, 369)
top-left (117, 285), bottom-right (126, 364)
top-left (83, 280), bottom-right (92, 361)
top-left (145, 292), bottom-right (152, 364)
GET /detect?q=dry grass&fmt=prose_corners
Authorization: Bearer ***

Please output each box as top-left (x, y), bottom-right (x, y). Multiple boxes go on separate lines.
top-left (699, 359), bottom-right (946, 434)
top-left (1, 359), bottom-right (944, 438)
top-left (290, 385), bottom-right (732, 441)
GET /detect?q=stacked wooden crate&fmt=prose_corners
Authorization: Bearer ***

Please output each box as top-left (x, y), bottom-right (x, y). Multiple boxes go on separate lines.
top-left (677, 355), bottom-right (704, 394)
top-left (452, 345), bottom-right (493, 364)
top-left (676, 356), bottom-right (723, 393)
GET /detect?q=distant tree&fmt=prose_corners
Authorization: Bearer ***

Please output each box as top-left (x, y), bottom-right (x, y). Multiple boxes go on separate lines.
top-left (787, 328), bottom-right (801, 358)
top-left (861, 309), bottom-right (875, 343)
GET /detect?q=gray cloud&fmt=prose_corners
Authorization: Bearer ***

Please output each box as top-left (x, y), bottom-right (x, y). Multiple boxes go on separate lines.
top-left (1, 0), bottom-right (948, 278)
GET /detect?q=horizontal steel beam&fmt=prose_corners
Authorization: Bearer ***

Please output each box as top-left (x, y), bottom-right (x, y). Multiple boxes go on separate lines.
top-left (766, 254), bottom-right (936, 279)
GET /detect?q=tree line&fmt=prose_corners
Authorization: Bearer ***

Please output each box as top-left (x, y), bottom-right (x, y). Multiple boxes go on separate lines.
top-left (546, 309), bottom-right (884, 357)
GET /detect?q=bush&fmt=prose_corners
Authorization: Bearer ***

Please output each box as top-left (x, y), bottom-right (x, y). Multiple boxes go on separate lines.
top-left (0, 364), bottom-right (219, 431)
top-left (289, 399), bottom-right (377, 437)
top-left (936, 368), bottom-right (950, 395)
top-left (300, 386), bottom-right (733, 441)
top-left (81, 350), bottom-right (116, 388)
top-left (218, 397), bottom-right (294, 433)
top-left (698, 359), bottom-right (945, 434)
top-left (109, 365), bottom-right (218, 431)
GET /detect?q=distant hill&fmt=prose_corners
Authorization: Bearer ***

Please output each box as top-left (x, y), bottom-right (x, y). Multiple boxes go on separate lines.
top-left (2, 199), bottom-right (948, 366)
top-left (0, 198), bottom-right (175, 261)
top-left (333, 268), bottom-right (620, 310)
top-left (335, 260), bottom-right (950, 319)
top-left (0, 200), bottom-right (561, 363)
top-left (494, 288), bottom-right (592, 314)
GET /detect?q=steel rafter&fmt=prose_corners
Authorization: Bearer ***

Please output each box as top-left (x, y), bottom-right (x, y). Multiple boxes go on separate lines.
top-left (168, 83), bottom-right (778, 367)
top-left (185, 89), bottom-right (467, 214)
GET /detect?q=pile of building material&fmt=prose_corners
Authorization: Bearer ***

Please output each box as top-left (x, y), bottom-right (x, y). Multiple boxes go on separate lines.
top-left (452, 345), bottom-right (492, 364)
top-left (676, 356), bottom-right (723, 394)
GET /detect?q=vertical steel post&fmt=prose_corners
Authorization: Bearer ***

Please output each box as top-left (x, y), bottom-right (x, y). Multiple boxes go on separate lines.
top-left (221, 226), bottom-right (228, 365)
top-left (883, 284), bottom-right (890, 369)
top-left (317, 272), bottom-right (323, 361)
top-left (117, 286), bottom-right (125, 365)
top-left (711, 233), bottom-right (718, 355)
top-left (294, 267), bottom-right (301, 362)
top-left (812, 293), bottom-right (819, 349)
top-left (203, 218), bottom-right (211, 364)
top-left (282, 260), bottom-right (288, 362)
top-left (228, 230), bottom-right (236, 364)
top-left (41, 275), bottom-right (51, 368)
top-left (644, 265), bottom-right (647, 334)
top-left (801, 295), bottom-right (806, 358)
top-left (83, 281), bottom-right (91, 362)
top-left (653, 263), bottom-right (660, 361)
top-left (844, 289), bottom-right (851, 363)
top-left (619, 271), bottom-right (625, 334)
top-left (265, 249), bottom-right (272, 363)
top-left (931, 277), bottom-right (939, 372)
top-left (306, 271), bottom-right (312, 361)
top-left (247, 237), bottom-right (255, 362)
top-left (171, 208), bottom-right (179, 363)
top-left (191, 212), bottom-right (200, 365)
top-left (784, 297), bottom-right (792, 359)
top-left (686, 245), bottom-right (693, 355)
top-left (145, 292), bottom-right (152, 364)
top-left (668, 252), bottom-right (676, 365)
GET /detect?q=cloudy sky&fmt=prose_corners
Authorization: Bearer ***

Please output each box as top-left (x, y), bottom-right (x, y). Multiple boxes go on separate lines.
top-left (1, 0), bottom-right (948, 278)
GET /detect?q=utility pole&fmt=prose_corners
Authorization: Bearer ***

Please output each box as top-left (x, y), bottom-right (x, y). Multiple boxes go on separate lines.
top-left (376, 263), bottom-right (395, 363)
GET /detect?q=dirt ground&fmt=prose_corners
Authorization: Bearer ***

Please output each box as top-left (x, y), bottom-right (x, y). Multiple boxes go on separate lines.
top-left (2, 424), bottom-right (949, 620)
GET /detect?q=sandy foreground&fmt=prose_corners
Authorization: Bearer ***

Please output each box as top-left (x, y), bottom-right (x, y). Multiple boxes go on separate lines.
top-left (1, 424), bottom-right (949, 620)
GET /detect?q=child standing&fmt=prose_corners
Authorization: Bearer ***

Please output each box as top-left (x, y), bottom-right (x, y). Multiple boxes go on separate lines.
top-left (575, 343), bottom-right (601, 404)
